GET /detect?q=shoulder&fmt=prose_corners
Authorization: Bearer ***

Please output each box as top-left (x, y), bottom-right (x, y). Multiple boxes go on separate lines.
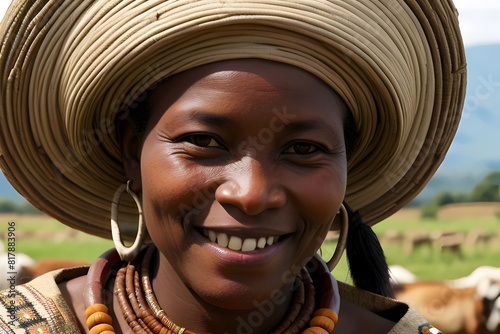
top-left (337, 281), bottom-right (442, 334)
top-left (0, 266), bottom-right (88, 333)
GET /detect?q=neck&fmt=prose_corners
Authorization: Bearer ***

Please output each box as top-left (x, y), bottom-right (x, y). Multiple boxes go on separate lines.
top-left (150, 250), bottom-right (295, 334)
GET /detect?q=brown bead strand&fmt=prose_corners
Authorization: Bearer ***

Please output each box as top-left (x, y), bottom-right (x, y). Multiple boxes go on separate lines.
top-left (113, 246), bottom-right (183, 334)
top-left (140, 246), bottom-right (193, 334)
top-left (125, 263), bottom-right (156, 334)
top-left (115, 265), bottom-right (148, 334)
top-left (133, 268), bottom-right (167, 334)
top-left (115, 259), bottom-right (171, 334)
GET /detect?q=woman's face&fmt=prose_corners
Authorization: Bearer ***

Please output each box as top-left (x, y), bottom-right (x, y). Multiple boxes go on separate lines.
top-left (123, 59), bottom-right (347, 309)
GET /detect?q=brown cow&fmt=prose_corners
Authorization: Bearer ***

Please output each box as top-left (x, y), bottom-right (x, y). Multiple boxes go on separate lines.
top-left (15, 258), bottom-right (90, 285)
top-left (394, 282), bottom-right (485, 334)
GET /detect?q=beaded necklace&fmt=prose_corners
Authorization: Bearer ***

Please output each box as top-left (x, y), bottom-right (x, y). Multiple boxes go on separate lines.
top-left (84, 246), bottom-right (339, 334)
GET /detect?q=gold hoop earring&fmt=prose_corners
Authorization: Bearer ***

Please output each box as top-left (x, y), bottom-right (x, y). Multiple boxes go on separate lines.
top-left (326, 203), bottom-right (349, 271)
top-left (111, 180), bottom-right (146, 262)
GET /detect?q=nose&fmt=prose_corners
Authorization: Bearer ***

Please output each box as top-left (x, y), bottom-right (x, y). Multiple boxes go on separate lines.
top-left (215, 158), bottom-right (286, 216)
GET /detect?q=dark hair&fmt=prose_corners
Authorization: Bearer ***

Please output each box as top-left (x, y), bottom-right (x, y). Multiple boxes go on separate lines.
top-left (345, 203), bottom-right (393, 297)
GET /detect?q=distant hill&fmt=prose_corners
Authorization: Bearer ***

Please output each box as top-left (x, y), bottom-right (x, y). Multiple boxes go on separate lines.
top-left (1, 44), bottom-right (500, 204)
top-left (0, 172), bottom-right (23, 202)
top-left (417, 44), bottom-right (500, 201)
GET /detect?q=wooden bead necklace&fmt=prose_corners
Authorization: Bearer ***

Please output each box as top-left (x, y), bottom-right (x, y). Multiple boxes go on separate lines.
top-left (84, 246), bottom-right (339, 333)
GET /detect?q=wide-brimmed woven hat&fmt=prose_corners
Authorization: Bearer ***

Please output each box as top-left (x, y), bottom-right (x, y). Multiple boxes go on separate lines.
top-left (0, 0), bottom-right (466, 240)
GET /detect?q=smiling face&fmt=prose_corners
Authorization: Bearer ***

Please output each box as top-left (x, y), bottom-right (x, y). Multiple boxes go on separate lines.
top-left (121, 59), bottom-right (348, 311)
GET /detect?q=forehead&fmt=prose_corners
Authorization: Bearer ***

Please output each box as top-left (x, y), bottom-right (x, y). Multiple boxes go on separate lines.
top-left (146, 59), bottom-right (347, 125)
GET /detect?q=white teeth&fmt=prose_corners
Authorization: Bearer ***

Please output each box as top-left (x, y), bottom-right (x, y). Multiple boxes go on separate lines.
top-left (241, 238), bottom-right (257, 252)
top-left (267, 236), bottom-right (275, 246)
top-left (228, 236), bottom-right (242, 251)
top-left (217, 233), bottom-right (229, 247)
top-left (257, 237), bottom-right (267, 249)
top-left (208, 230), bottom-right (217, 243)
top-left (203, 229), bottom-right (280, 252)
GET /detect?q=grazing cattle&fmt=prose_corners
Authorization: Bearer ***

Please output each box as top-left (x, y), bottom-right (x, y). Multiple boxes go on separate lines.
top-left (389, 264), bottom-right (418, 286)
top-left (476, 277), bottom-right (500, 333)
top-left (449, 265), bottom-right (500, 332)
top-left (1, 235), bottom-right (91, 289)
top-left (393, 266), bottom-right (500, 334)
top-left (394, 282), bottom-right (484, 334)
top-left (486, 297), bottom-right (500, 333)
top-left (15, 258), bottom-right (91, 285)
top-left (451, 266), bottom-right (500, 288)
top-left (379, 230), bottom-right (404, 245)
top-left (404, 231), bottom-right (434, 255)
top-left (466, 230), bottom-right (497, 248)
top-left (438, 231), bottom-right (465, 259)
top-left (0, 253), bottom-right (36, 290)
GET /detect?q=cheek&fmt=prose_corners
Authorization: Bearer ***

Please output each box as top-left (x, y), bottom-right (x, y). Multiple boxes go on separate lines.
top-left (288, 167), bottom-right (346, 259)
top-left (139, 144), bottom-right (225, 252)
top-left (293, 167), bottom-right (346, 225)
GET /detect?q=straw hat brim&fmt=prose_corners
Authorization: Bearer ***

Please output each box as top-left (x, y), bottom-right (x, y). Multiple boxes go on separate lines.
top-left (0, 0), bottom-right (466, 239)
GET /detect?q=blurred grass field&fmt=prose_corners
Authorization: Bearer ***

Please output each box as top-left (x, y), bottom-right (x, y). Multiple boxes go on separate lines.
top-left (2, 202), bottom-right (500, 283)
top-left (324, 203), bottom-right (500, 284)
top-left (0, 213), bottom-right (114, 262)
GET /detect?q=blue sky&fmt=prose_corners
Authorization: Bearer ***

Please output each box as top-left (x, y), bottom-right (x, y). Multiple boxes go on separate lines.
top-left (1, 1), bottom-right (500, 47)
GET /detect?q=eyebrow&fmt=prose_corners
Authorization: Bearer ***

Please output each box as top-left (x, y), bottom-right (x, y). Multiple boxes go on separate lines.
top-left (168, 110), bottom-right (341, 137)
top-left (169, 110), bottom-right (236, 127)
top-left (284, 119), bottom-right (341, 136)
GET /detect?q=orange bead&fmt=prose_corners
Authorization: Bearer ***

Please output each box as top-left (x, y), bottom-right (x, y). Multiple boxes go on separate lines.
top-left (309, 315), bottom-right (335, 332)
top-left (313, 308), bottom-right (338, 323)
top-left (85, 304), bottom-right (109, 319)
top-left (89, 323), bottom-right (114, 334)
top-left (86, 311), bottom-right (113, 328)
top-left (302, 326), bottom-right (330, 334)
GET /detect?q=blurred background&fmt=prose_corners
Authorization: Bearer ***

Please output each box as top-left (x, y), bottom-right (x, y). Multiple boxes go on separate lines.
top-left (1, 1), bottom-right (499, 333)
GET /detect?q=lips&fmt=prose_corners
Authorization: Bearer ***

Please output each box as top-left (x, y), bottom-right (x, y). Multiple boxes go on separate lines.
top-left (202, 229), bottom-right (279, 252)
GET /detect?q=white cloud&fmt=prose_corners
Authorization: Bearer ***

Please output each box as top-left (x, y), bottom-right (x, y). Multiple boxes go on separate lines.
top-left (0, 2), bottom-right (10, 21)
top-left (454, 0), bottom-right (500, 46)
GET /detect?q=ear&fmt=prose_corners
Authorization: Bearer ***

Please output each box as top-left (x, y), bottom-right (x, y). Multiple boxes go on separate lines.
top-left (117, 116), bottom-right (142, 193)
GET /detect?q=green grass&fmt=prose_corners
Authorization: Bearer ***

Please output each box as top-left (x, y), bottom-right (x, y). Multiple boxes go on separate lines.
top-left (17, 237), bottom-right (114, 262)
top-left (1, 214), bottom-right (114, 261)
top-left (320, 215), bottom-right (500, 283)
top-left (373, 216), bottom-right (500, 235)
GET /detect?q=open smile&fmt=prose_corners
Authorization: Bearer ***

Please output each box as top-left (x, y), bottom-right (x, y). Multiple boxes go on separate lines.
top-left (202, 229), bottom-right (287, 252)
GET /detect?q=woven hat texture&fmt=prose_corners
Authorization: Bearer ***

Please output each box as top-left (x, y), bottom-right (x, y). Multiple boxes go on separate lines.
top-left (0, 0), bottom-right (466, 239)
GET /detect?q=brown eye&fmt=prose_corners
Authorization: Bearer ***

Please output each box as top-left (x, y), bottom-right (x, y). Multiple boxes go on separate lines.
top-left (285, 142), bottom-right (319, 155)
top-left (186, 135), bottom-right (220, 148)
top-left (295, 143), bottom-right (314, 154)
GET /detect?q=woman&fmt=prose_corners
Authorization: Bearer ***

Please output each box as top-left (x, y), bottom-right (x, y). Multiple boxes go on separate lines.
top-left (0, 1), bottom-right (466, 333)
